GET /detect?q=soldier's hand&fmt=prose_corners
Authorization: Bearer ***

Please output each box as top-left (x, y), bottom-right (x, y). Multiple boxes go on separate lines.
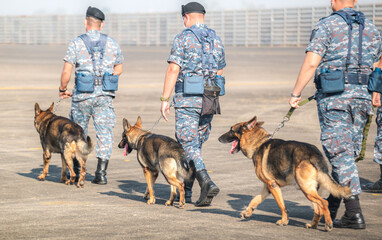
top-left (372, 92), bottom-right (381, 107)
top-left (289, 96), bottom-right (301, 108)
top-left (161, 101), bottom-right (170, 121)
top-left (59, 90), bottom-right (72, 99)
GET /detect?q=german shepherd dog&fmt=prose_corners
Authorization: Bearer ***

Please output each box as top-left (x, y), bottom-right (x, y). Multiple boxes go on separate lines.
top-left (218, 116), bottom-right (351, 232)
top-left (118, 116), bottom-right (194, 208)
top-left (34, 103), bottom-right (94, 188)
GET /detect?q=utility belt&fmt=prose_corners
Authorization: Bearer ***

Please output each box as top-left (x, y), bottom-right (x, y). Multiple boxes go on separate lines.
top-left (75, 72), bottom-right (119, 93)
top-left (314, 70), bottom-right (369, 94)
top-left (175, 75), bottom-right (225, 96)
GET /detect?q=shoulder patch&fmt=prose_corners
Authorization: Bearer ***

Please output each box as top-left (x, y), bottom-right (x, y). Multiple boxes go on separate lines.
top-left (310, 28), bottom-right (318, 42)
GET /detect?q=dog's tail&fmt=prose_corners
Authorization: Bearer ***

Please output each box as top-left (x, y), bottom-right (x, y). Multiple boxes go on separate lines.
top-left (77, 136), bottom-right (94, 156)
top-left (177, 153), bottom-right (195, 182)
top-left (317, 171), bottom-right (352, 199)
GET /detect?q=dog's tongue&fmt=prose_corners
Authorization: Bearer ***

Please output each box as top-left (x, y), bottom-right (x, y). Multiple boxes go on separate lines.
top-left (230, 140), bottom-right (238, 154)
top-left (124, 144), bottom-right (128, 156)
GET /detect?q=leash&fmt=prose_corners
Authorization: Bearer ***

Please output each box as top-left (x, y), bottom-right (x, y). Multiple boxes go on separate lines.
top-left (53, 98), bottom-right (64, 113)
top-left (148, 102), bottom-right (174, 132)
top-left (355, 108), bottom-right (374, 162)
top-left (269, 95), bottom-right (315, 139)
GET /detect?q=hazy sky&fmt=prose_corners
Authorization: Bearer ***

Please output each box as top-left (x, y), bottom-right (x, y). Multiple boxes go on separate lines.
top-left (0, 0), bottom-right (381, 16)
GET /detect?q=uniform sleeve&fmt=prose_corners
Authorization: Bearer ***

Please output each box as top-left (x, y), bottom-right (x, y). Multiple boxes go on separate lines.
top-left (217, 40), bottom-right (226, 70)
top-left (167, 35), bottom-right (184, 68)
top-left (63, 40), bottom-right (77, 65)
top-left (114, 42), bottom-right (124, 65)
top-left (306, 21), bottom-right (330, 57)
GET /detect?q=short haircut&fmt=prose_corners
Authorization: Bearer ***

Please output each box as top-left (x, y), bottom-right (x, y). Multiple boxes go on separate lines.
top-left (86, 16), bottom-right (102, 27)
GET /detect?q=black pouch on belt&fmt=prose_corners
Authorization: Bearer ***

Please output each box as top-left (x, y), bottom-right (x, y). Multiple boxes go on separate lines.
top-left (201, 83), bottom-right (221, 116)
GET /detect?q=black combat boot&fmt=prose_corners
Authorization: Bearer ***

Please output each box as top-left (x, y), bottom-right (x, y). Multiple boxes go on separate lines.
top-left (92, 158), bottom-right (109, 185)
top-left (66, 158), bottom-right (80, 182)
top-left (195, 169), bottom-right (219, 207)
top-left (334, 195), bottom-right (366, 229)
top-left (364, 164), bottom-right (382, 193)
top-left (184, 178), bottom-right (195, 203)
top-left (327, 194), bottom-right (342, 220)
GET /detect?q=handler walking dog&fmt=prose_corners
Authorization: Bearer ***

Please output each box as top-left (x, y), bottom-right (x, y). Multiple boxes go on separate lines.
top-left (219, 116), bottom-right (351, 231)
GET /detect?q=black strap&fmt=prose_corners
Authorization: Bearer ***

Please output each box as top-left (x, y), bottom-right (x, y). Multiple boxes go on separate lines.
top-left (79, 33), bottom-right (108, 77)
top-left (331, 10), bottom-right (365, 73)
top-left (184, 27), bottom-right (217, 84)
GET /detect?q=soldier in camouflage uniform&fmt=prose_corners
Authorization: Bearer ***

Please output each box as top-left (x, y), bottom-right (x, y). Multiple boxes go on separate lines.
top-left (289, 0), bottom-right (381, 229)
top-left (364, 56), bottom-right (382, 192)
top-left (160, 2), bottom-right (226, 207)
top-left (59, 6), bottom-right (124, 185)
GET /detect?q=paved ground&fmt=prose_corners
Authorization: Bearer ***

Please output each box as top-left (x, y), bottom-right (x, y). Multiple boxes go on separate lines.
top-left (0, 45), bottom-right (381, 239)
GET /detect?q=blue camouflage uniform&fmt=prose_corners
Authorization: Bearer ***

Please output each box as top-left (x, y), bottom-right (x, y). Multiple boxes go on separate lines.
top-left (168, 23), bottom-right (226, 171)
top-left (308, 8), bottom-right (382, 195)
top-left (64, 29), bottom-right (124, 160)
top-left (374, 104), bottom-right (382, 165)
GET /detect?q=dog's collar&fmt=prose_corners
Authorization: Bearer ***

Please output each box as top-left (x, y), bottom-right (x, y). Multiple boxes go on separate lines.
top-left (132, 132), bottom-right (151, 149)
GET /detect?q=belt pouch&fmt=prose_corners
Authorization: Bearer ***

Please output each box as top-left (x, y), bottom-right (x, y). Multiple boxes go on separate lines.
top-left (319, 70), bottom-right (345, 94)
top-left (75, 74), bottom-right (95, 93)
top-left (367, 70), bottom-right (382, 93)
top-left (214, 76), bottom-right (225, 96)
top-left (103, 73), bottom-right (119, 91)
top-left (201, 85), bottom-right (221, 116)
top-left (184, 75), bottom-right (204, 95)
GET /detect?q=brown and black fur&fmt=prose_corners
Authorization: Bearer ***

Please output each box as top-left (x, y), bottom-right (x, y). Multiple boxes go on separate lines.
top-left (34, 102), bottom-right (94, 188)
top-left (218, 116), bottom-right (351, 232)
top-left (118, 116), bottom-right (194, 208)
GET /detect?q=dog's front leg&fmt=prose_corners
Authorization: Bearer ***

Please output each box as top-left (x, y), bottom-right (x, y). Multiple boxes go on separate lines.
top-left (143, 168), bottom-right (156, 204)
top-left (241, 184), bottom-right (270, 219)
top-left (38, 150), bottom-right (51, 180)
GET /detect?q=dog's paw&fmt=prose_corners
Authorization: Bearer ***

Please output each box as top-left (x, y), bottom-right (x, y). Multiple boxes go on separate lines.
top-left (37, 175), bottom-right (46, 181)
top-left (165, 201), bottom-right (174, 206)
top-left (305, 223), bottom-right (313, 229)
top-left (143, 193), bottom-right (149, 200)
top-left (179, 201), bottom-right (185, 209)
top-left (77, 181), bottom-right (85, 188)
top-left (147, 198), bottom-right (156, 205)
top-left (325, 223), bottom-right (333, 232)
top-left (276, 219), bottom-right (288, 226)
top-left (240, 209), bottom-right (252, 219)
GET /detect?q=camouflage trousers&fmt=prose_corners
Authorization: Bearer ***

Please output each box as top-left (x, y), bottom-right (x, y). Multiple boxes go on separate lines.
top-left (175, 107), bottom-right (213, 171)
top-left (317, 96), bottom-right (372, 195)
top-left (70, 96), bottom-right (116, 160)
top-left (374, 107), bottom-right (382, 165)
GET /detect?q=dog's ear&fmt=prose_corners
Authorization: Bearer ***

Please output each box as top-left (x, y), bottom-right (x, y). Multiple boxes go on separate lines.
top-left (48, 102), bottom-right (54, 112)
top-left (256, 121), bottom-right (264, 127)
top-left (247, 116), bottom-right (257, 129)
top-left (34, 103), bottom-right (41, 116)
top-left (135, 116), bottom-right (142, 129)
top-left (123, 118), bottom-right (130, 131)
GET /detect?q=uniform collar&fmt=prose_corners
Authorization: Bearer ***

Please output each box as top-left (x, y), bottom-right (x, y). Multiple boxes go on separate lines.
top-left (340, 7), bottom-right (354, 11)
top-left (86, 29), bottom-right (101, 35)
top-left (190, 23), bottom-right (207, 29)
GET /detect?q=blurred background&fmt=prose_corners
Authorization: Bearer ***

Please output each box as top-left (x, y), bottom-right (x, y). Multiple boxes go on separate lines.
top-left (1, 0), bottom-right (381, 46)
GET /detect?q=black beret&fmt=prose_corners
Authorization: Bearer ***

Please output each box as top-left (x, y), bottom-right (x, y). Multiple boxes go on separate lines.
top-left (182, 2), bottom-right (206, 16)
top-left (86, 6), bottom-right (105, 21)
